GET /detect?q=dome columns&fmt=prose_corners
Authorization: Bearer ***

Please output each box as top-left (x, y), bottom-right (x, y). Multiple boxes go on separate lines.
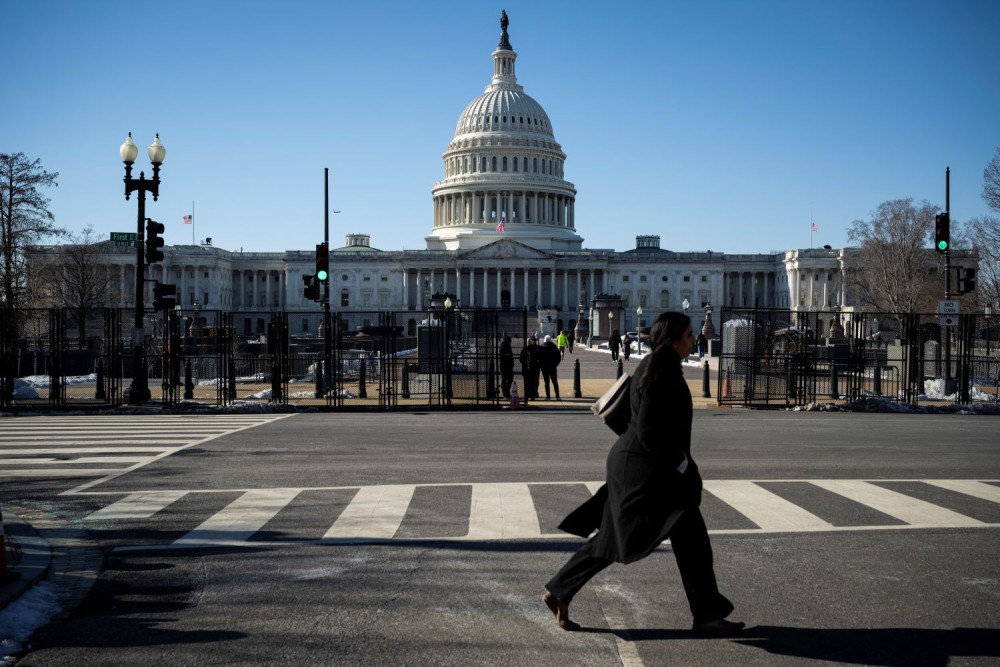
top-left (434, 189), bottom-right (575, 229)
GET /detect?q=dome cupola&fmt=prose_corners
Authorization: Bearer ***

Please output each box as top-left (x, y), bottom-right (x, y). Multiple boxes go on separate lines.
top-left (428, 11), bottom-right (581, 251)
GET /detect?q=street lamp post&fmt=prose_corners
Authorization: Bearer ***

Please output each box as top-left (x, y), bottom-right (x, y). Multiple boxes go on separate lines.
top-left (636, 306), bottom-right (643, 354)
top-left (682, 297), bottom-right (690, 315)
top-left (121, 132), bottom-right (166, 403)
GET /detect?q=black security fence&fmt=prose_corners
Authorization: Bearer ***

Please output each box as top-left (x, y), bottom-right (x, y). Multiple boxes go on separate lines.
top-left (0, 306), bottom-right (528, 411)
top-left (717, 308), bottom-right (1000, 408)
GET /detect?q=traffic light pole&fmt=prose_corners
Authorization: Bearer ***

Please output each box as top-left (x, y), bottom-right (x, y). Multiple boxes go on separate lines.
top-left (324, 168), bottom-right (333, 401)
top-left (944, 167), bottom-right (954, 394)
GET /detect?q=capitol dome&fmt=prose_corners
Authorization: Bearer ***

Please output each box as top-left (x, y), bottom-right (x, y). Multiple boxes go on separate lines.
top-left (427, 12), bottom-right (582, 252)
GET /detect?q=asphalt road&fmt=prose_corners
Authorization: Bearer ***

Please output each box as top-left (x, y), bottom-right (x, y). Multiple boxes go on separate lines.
top-left (5, 411), bottom-right (1000, 666)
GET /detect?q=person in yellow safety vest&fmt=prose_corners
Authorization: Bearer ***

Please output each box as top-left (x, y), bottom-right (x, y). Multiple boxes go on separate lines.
top-left (556, 330), bottom-right (569, 359)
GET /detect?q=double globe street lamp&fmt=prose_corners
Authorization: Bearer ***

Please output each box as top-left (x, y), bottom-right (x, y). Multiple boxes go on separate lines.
top-left (120, 132), bottom-right (166, 403)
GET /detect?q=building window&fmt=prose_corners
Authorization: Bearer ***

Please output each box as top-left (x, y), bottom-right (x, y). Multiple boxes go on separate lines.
top-left (502, 157), bottom-right (508, 172)
top-left (523, 157), bottom-right (528, 171)
top-left (660, 290), bottom-right (670, 308)
top-left (683, 276), bottom-right (691, 282)
top-left (622, 275), bottom-right (630, 283)
top-left (533, 158), bottom-right (538, 172)
top-left (302, 318), bottom-right (309, 333)
top-left (481, 157), bottom-right (487, 171)
top-left (491, 157), bottom-right (497, 172)
top-left (662, 276), bottom-right (669, 282)
top-left (341, 290), bottom-right (350, 307)
top-left (640, 275), bottom-right (647, 283)
top-left (513, 157), bottom-right (518, 172)
top-left (701, 276), bottom-right (707, 282)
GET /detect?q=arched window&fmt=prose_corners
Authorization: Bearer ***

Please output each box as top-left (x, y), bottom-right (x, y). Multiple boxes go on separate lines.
top-left (491, 157), bottom-right (497, 172)
top-left (523, 157), bottom-right (528, 171)
top-left (502, 157), bottom-right (508, 172)
top-left (660, 290), bottom-right (670, 308)
top-left (533, 158), bottom-right (538, 172)
top-left (341, 289), bottom-right (350, 307)
top-left (481, 157), bottom-right (487, 171)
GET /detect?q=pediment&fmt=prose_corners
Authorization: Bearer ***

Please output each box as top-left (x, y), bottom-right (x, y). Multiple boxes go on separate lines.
top-left (458, 239), bottom-right (554, 260)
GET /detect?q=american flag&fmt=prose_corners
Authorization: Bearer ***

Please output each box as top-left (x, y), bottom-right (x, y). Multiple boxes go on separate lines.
top-left (183, 215), bottom-right (193, 225)
top-left (496, 213), bottom-right (506, 233)
top-left (811, 222), bottom-right (818, 233)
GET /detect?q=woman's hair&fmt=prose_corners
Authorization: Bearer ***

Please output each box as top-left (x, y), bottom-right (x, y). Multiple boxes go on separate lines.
top-left (638, 311), bottom-right (691, 393)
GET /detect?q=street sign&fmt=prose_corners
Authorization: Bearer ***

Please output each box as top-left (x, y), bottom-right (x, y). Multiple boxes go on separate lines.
top-left (111, 232), bottom-right (137, 247)
top-left (939, 300), bottom-right (960, 327)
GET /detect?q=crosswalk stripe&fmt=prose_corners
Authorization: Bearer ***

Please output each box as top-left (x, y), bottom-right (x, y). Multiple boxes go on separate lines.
top-left (704, 480), bottom-right (834, 531)
top-left (0, 469), bottom-right (121, 478)
top-left (924, 480), bottom-right (1000, 503)
top-left (466, 483), bottom-right (542, 539)
top-left (322, 485), bottom-right (416, 540)
top-left (86, 490), bottom-right (189, 520)
top-left (1, 456), bottom-right (149, 464)
top-left (0, 448), bottom-right (173, 455)
top-left (96, 479), bottom-right (1000, 552)
top-left (174, 488), bottom-right (301, 546)
top-left (584, 481), bottom-right (604, 495)
top-left (811, 480), bottom-right (986, 527)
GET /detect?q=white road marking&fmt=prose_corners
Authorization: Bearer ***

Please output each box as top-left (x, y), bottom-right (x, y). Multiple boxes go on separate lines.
top-left (925, 479), bottom-right (1000, 503)
top-left (812, 480), bottom-right (986, 527)
top-left (704, 480), bottom-right (834, 531)
top-left (173, 488), bottom-right (301, 546)
top-left (322, 485), bottom-right (416, 540)
top-left (466, 483), bottom-right (541, 539)
top-left (85, 490), bottom-right (189, 521)
top-left (97, 479), bottom-right (999, 553)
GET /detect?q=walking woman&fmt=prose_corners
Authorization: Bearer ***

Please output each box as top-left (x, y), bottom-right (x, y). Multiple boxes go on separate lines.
top-left (542, 312), bottom-right (744, 637)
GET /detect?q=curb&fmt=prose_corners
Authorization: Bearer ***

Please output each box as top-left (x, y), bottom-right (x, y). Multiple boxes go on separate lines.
top-left (0, 511), bottom-right (52, 609)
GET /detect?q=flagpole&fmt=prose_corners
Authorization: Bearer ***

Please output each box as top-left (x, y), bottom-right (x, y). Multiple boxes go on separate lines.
top-left (810, 208), bottom-right (813, 248)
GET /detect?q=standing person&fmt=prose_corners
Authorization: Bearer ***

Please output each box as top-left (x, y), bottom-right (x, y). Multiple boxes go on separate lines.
top-left (499, 335), bottom-right (515, 399)
top-left (541, 312), bottom-right (744, 637)
top-left (621, 333), bottom-right (632, 362)
top-left (540, 335), bottom-right (561, 400)
top-left (608, 329), bottom-right (622, 363)
top-left (556, 330), bottom-right (569, 359)
top-left (518, 336), bottom-right (542, 403)
top-left (567, 329), bottom-right (575, 354)
top-left (696, 332), bottom-right (708, 360)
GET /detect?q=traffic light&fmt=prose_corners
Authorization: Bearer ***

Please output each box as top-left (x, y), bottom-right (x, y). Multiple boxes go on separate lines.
top-left (152, 281), bottom-right (177, 310)
top-left (315, 242), bottom-right (329, 283)
top-left (145, 218), bottom-right (165, 264)
top-left (303, 274), bottom-right (320, 302)
top-left (934, 212), bottom-right (950, 253)
top-left (958, 267), bottom-right (977, 294)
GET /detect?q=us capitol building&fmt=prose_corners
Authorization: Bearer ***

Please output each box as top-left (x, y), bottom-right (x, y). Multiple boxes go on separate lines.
top-left (31, 13), bottom-right (853, 340)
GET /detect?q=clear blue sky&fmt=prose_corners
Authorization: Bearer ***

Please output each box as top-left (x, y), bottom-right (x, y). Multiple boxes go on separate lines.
top-left (4, 0), bottom-right (998, 254)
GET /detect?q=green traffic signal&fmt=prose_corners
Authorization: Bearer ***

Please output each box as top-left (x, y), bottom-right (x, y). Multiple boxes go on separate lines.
top-left (317, 269), bottom-right (329, 281)
top-left (937, 239), bottom-right (948, 251)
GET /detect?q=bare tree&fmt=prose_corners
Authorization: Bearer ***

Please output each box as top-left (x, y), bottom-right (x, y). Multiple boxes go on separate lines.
top-left (966, 215), bottom-right (1000, 308)
top-left (984, 147), bottom-right (1000, 212)
top-left (32, 226), bottom-right (116, 344)
top-left (0, 152), bottom-right (63, 308)
top-left (846, 198), bottom-right (945, 314)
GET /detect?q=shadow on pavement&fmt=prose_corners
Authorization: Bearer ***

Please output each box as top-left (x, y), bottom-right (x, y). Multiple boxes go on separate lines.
top-left (582, 624), bottom-right (1000, 666)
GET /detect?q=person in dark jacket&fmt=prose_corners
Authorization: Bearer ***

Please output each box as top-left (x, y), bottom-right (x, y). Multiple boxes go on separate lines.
top-left (540, 335), bottom-right (561, 400)
top-left (499, 335), bottom-right (515, 399)
top-left (542, 312), bottom-right (744, 637)
top-left (608, 329), bottom-right (622, 362)
top-left (518, 336), bottom-right (542, 402)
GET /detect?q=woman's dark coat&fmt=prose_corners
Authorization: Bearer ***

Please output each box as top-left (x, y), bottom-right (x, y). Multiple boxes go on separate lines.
top-left (559, 351), bottom-right (703, 564)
